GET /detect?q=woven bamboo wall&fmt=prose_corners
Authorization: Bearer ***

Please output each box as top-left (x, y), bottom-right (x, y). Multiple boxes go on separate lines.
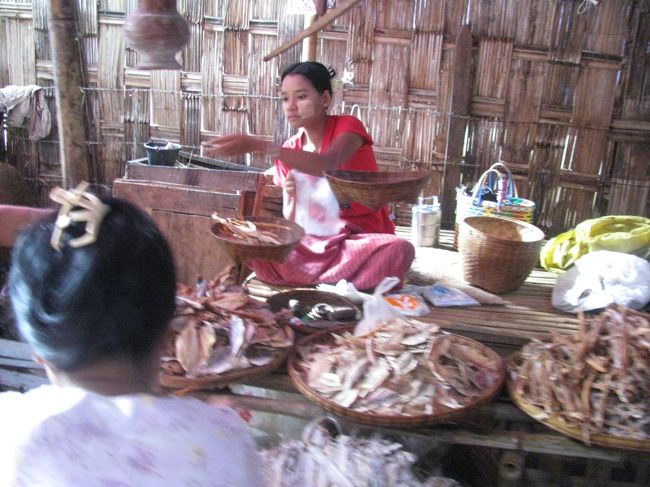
top-left (1, 0), bottom-right (648, 236)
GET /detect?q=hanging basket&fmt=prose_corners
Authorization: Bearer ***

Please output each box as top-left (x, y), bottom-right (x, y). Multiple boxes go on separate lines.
top-left (455, 162), bottom-right (536, 247)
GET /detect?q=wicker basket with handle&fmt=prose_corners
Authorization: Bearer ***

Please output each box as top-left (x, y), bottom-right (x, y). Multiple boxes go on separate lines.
top-left (458, 216), bottom-right (545, 293)
top-left (455, 162), bottom-right (536, 248)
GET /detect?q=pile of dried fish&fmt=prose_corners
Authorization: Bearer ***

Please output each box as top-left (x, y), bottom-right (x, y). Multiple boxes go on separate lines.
top-left (161, 268), bottom-right (294, 377)
top-left (509, 304), bottom-right (650, 443)
top-left (296, 317), bottom-right (503, 416)
top-left (212, 214), bottom-right (282, 245)
top-left (261, 418), bottom-right (460, 487)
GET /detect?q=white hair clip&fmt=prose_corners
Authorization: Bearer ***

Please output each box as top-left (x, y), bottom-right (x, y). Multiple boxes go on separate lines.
top-left (49, 181), bottom-right (111, 251)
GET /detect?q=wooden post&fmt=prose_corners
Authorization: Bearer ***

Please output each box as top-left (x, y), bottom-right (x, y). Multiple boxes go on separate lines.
top-left (48, 0), bottom-right (90, 188)
top-left (441, 25), bottom-right (472, 229)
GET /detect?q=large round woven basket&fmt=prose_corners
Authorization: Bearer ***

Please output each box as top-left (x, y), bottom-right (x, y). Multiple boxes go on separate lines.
top-left (210, 216), bottom-right (304, 263)
top-left (458, 216), bottom-right (545, 293)
top-left (507, 353), bottom-right (650, 452)
top-left (288, 331), bottom-right (506, 428)
top-left (324, 170), bottom-right (431, 211)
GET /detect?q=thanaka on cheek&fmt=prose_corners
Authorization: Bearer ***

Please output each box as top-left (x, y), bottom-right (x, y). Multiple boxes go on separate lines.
top-left (297, 99), bottom-right (315, 119)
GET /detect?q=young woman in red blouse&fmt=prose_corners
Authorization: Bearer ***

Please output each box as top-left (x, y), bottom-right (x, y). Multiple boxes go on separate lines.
top-left (206, 62), bottom-right (414, 290)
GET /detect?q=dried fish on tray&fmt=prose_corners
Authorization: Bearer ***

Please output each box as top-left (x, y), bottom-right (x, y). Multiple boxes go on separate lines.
top-left (288, 317), bottom-right (505, 427)
top-left (508, 304), bottom-right (650, 452)
top-left (160, 268), bottom-right (294, 390)
top-left (261, 417), bottom-right (461, 487)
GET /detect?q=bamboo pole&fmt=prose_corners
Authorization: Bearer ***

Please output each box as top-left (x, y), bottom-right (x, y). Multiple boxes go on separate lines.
top-left (263, 0), bottom-right (363, 62)
top-left (48, 0), bottom-right (90, 188)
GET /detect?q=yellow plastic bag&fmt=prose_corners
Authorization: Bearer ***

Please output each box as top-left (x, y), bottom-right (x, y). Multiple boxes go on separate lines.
top-left (575, 215), bottom-right (650, 254)
top-left (540, 215), bottom-right (650, 274)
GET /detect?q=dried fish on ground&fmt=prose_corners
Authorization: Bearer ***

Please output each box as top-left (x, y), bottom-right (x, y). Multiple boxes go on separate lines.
top-left (212, 214), bottom-right (282, 245)
top-left (261, 418), bottom-right (461, 487)
top-left (508, 304), bottom-right (650, 443)
top-left (296, 317), bottom-right (503, 416)
top-left (161, 267), bottom-right (294, 378)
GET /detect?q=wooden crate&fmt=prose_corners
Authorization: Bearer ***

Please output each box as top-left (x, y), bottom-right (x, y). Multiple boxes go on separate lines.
top-left (113, 162), bottom-right (264, 285)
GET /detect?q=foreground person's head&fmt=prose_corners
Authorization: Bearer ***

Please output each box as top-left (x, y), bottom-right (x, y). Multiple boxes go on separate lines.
top-left (8, 185), bottom-right (176, 382)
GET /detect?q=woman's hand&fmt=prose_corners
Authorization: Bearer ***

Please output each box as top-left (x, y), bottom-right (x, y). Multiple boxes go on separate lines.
top-left (284, 171), bottom-right (297, 199)
top-left (204, 134), bottom-right (266, 157)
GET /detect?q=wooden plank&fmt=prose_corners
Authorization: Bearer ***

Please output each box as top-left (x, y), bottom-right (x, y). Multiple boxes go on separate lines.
top-left (0, 369), bottom-right (48, 390)
top-left (198, 389), bottom-right (624, 462)
top-left (0, 357), bottom-right (41, 370)
top-left (112, 180), bottom-right (242, 217)
top-left (0, 338), bottom-right (33, 361)
top-left (124, 163), bottom-right (262, 193)
top-left (441, 25), bottom-right (472, 229)
top-left (153, 210), bottom-right (233, 285)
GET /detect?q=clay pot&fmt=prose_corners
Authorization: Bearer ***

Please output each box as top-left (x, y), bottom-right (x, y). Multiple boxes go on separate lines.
top-left (123, 0), bottom-right (190, 70)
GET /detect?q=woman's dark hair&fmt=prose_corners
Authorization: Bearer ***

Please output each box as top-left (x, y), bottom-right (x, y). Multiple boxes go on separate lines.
top-left (8, 196), bottom-right (177, 371)
top-left (281, 61), bottom-right (336, 96)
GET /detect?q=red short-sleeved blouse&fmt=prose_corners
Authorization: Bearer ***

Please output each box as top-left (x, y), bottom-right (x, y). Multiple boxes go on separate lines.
top-left (273, 115), bottom-right (395, 234)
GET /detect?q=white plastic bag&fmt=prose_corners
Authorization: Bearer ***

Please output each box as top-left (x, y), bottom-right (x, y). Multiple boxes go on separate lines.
top-left (552, 250), bottom-right (650, 312)
top-left (289, 170), bottom-right (346, 237)
top-left (316, 279), bottom-right (371, 304)
top-left (354, 276), bottom-right (402, 336)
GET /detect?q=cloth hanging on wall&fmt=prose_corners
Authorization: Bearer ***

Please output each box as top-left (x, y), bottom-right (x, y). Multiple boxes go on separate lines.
top-left (0, 85), bottom-right (51, 141)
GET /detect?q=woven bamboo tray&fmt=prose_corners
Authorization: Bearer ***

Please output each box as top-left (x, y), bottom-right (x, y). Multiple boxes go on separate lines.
top-left (160, 346), bottom-right (290, 392)
top-left (288, 331), bottom-right (505, 427)
top-left (210, 216), bottom-right (304, 262)
top-left (324, 170), bottom-right (431, 211)
top-left (507, 353), bottom-right (650, 453)
top-left (458, 216), bottom-right (545, 293)
top-left (267, 289), bottom-right (360, 334)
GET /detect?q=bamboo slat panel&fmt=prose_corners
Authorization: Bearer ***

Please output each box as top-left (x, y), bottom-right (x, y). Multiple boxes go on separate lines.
top-left (251, 0), bottom-right (280, 21)
top-left (181, 93), bottom-right (200, 149)
top-left (375, 0), bottom-right (414, 30)
top-left (621, 8), bottom-right (650, 121)
top-left (475, 38), bottom-right (513, 99)
top-left (409, 32), bottom-right (442, 92)
top-left (511, 0), bottom-right (555, 46)
top-left (150, 70), bottom-right (182, 133)
top-left (248, 32), bottom-right (279, 137)
top-left (201, 23), bottom-right (224, 134)
top-left (547, 0), bottom-right (585, 65)
top-left (101, 0), bottom-right (126, 13)
top-left (345, 0), bottom-right (374, 85)
top-left (368, 43), bottom-right (409, 149)
top-left (4, 18), bottom-right (35, 85)
top-left (582, 0), bottom-right (633, 56)
top-left (467, 0), bottom-right (518, 39)
top-left (414, 0), bottom-right (445, 32)
top-left (609, 141), bottom-right (650, 216)
top-left (32, 0), bottom-right (49, 61)
top-left (0, 23), bottom-right (7, 86)
top-left (501, 65), bottom-right (544, 165)
top-left (97, 23), bottom-right (125, 123)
